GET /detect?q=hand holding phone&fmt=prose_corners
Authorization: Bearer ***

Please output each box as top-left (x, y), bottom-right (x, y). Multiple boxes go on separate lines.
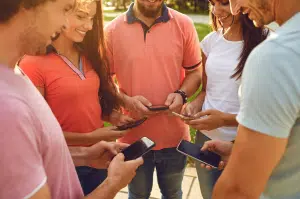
top-left (177, 140), bottom-right (221, 169)
top-left (116, 117), bottom-right (147, 131)
top-left (171, 112), bottom-right (196, 120)
top-left (121, 137), bottom-right (156, 161)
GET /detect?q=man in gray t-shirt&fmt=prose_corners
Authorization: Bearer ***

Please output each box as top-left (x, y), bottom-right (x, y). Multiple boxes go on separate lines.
top-left (200, 0), bottom-right (300, 199)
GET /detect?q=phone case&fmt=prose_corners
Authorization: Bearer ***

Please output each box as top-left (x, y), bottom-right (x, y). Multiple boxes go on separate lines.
top-left (147, 105), bottom-right (169, 111)
top-left (116, 117), bottom-right (147, 131)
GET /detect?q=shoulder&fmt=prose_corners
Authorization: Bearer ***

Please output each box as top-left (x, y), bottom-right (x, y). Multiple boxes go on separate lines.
top-left (201, 30), bottom-right (220, 42)
top-left (19, 54), bottom-right (58, 70)
top-left (104, 13), bottom-right (127, 33)
top-left (169, 8), bottom-right (195, 30)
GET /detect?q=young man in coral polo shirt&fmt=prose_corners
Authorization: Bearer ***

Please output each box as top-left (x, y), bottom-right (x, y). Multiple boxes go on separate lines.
top-left (105, 0), bottom-right (202, 198)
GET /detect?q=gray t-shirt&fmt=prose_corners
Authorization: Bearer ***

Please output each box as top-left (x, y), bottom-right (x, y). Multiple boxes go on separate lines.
top-left (237, 12), bottom-right (300, 199)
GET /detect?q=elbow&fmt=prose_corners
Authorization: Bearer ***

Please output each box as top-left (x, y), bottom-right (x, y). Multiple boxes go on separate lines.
top-left (213, 180), bottom-right (260, 199)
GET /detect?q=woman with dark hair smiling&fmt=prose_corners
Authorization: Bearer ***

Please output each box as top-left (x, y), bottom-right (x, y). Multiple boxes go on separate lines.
top-left (182, 0), bottom-right (269, 198)
top-left (19, 0), bottom-right (133, 195)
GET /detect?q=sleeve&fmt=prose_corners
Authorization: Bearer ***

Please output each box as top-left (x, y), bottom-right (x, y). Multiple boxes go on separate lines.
top-left (236, 42), bottom-right (300, 138)
top-left (18, 55), bottom-right (45, 88)
top-left (0, 98), bottom-right (47, 198)
top-left (182, 17), bottom-right (201, 71)
top-left (104, 25), bottom-right (115, 75)
top-left (200, 31), bottom-right (217, 57)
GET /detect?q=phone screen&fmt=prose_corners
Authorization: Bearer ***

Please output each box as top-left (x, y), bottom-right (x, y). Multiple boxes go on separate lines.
top-left (122, 137), bottom-right (156, 161)
top-left (177, 140), bottom-right (221, 168)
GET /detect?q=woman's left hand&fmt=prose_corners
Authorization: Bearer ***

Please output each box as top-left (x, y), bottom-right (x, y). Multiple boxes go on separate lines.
top-left (109, 111), bottom-right (135, 126)
top-left (185, 109), bottom-right (226, 131)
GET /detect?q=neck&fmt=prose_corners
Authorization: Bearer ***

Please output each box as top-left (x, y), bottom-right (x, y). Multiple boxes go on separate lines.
top-left (0, 24), bottom-right (24, 68)
top-left (274, 0), bottom-right (300, 25)
top-left (223, 17), bottom-right (243, 41)
top-left (133, 4), bottom-right (163, 27)
top-left (52, 34), bottom-right (77, 58)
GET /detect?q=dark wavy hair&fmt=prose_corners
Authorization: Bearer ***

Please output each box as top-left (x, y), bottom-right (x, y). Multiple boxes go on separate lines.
top-left (49, 0), bottom-right (120, 116)
top-left (209, 4), bottom-right (269, 79)
top-left (0, 0), bottom-right (55, 22)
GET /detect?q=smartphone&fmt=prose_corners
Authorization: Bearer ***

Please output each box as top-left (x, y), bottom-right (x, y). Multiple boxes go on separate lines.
top-left (116, 117), bottom-right (147, 131)
top-left (171, 112), bottom-right (195, 120)
top-left (122, 137), bottom-right (156, 161)
top-left (177, 140), bottom-right (221, 169)
top-left (147, 105), bottom-right (169, 111)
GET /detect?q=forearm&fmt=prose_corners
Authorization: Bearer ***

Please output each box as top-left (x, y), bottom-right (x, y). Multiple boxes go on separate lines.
top-left (213, 176), bottom-right (254, 199)
top-left (191, 90), bottom-right (206, 110)
top-left (64, 130), bottom-right (116, 146)
top-left (69, 146), bottom-right (89, 167)
top-left (180, 68), bottom-right (202, 97)
top-left (222, 113), bottom-right (238, 127)
top-left (85, 178), bottom-right (119, 199)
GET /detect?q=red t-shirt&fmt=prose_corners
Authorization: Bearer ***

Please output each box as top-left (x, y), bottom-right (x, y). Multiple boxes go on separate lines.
top-left (19, 53), bottom-right (104, 138)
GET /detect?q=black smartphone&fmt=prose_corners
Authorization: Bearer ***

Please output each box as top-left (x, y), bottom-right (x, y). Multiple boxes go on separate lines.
top-left (147, 105), bottom-right (169, 111)
top-left (177, 140), bottom-right (221, 169)
top-left (116, 117), bottom-right (147, 131)
top-left (171, 112), bottom-right (196, 120)
top-left (122, 137), bottom-right (156, 161)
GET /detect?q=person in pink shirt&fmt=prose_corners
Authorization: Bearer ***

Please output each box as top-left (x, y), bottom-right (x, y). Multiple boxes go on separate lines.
top-left (0, 0), bottom-right (143, 198)
top-left (105, 0), bottom-right (202, 198)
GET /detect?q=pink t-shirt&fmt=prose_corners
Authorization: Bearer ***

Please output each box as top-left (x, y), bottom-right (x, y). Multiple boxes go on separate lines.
top-left (0, 65), bottom-right (83, 198)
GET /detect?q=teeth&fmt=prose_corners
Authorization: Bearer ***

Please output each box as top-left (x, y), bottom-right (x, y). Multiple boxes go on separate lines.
top-left (76, 30), bottom-right (86, 35)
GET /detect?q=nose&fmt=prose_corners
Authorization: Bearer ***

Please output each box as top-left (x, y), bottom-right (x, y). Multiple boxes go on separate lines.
top-left (83, 19), bottom-right (93, 31)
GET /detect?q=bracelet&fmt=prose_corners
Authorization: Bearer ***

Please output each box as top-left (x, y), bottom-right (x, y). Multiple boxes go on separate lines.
top-left (174, 90), bottom-right (188, 104)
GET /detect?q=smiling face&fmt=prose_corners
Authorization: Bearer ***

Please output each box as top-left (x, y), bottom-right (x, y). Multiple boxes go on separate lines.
top-left (209, 0), bottom-right (239, 28)
top-left (19, 0), bottom-right (74, 55)
top-left (229, 0), bottom-right (274, 27)
top-left (62, 0), bottom-right (97, 43)
top-left (135, 0), bottom-right (164, 18)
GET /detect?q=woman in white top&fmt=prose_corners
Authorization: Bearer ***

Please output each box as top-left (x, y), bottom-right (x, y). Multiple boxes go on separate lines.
top-left (183, 0), bottom-right (269, 198)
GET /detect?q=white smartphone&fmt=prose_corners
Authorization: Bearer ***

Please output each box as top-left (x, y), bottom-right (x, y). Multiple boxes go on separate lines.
top-left (177, 139), bottom-right (221, 169)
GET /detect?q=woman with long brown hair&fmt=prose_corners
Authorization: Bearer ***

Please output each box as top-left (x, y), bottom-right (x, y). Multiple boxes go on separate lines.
top-left (19, 0), bottom-right (132, 195)
top-left (183, 0), bottom-right (269, 198)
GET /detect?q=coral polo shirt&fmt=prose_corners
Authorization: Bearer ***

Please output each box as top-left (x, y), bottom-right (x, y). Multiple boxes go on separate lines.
top-left (105, 4), bottom-right (201, 150)
top-left (19, 53), bottom-right (103, 140)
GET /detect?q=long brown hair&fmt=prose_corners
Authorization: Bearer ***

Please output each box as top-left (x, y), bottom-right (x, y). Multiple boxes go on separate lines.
top-left (48, 0), bottom-right (120, 116)
top-left (209, 4), bottom-right (269, 79)
top-left (80, 0), bottom-right (120, 116)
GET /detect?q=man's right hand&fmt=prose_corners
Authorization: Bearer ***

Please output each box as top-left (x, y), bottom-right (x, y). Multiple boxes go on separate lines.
top-left (200, 140), bottom-right (233, 170)
top-left (123, 95), bottom-right (153, 116)
top-left (106, 153), bottom-right (144, 191)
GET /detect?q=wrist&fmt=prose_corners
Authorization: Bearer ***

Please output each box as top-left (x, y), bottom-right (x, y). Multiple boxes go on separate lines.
top-left (174, 89), bottom-right (187, 104)
top-left (103, 177), bottom-right (121, 195)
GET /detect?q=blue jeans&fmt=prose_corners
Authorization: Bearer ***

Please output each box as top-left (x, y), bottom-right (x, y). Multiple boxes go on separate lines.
top-left (128, 147), bottom-right (187, 199)
top-left (195, 132), bottom-right (222, 199)
top-left (75, 166), bottom-right (107, 196)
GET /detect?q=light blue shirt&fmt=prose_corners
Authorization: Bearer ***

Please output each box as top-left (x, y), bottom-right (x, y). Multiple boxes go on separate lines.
top-left (237, 12), bottom-right (300, 199)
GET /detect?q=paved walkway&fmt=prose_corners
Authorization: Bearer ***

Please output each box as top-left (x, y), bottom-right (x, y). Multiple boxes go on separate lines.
top-left (114, 167), bottom-right (203, 199)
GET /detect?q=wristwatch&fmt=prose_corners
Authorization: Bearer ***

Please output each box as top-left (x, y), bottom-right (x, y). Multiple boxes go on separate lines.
top-left (174, 90), bottom-right (188, 104)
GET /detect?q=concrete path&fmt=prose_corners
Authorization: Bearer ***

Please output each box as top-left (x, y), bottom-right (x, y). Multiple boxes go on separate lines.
top-left (114, 167), bottom-right (203, 199)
